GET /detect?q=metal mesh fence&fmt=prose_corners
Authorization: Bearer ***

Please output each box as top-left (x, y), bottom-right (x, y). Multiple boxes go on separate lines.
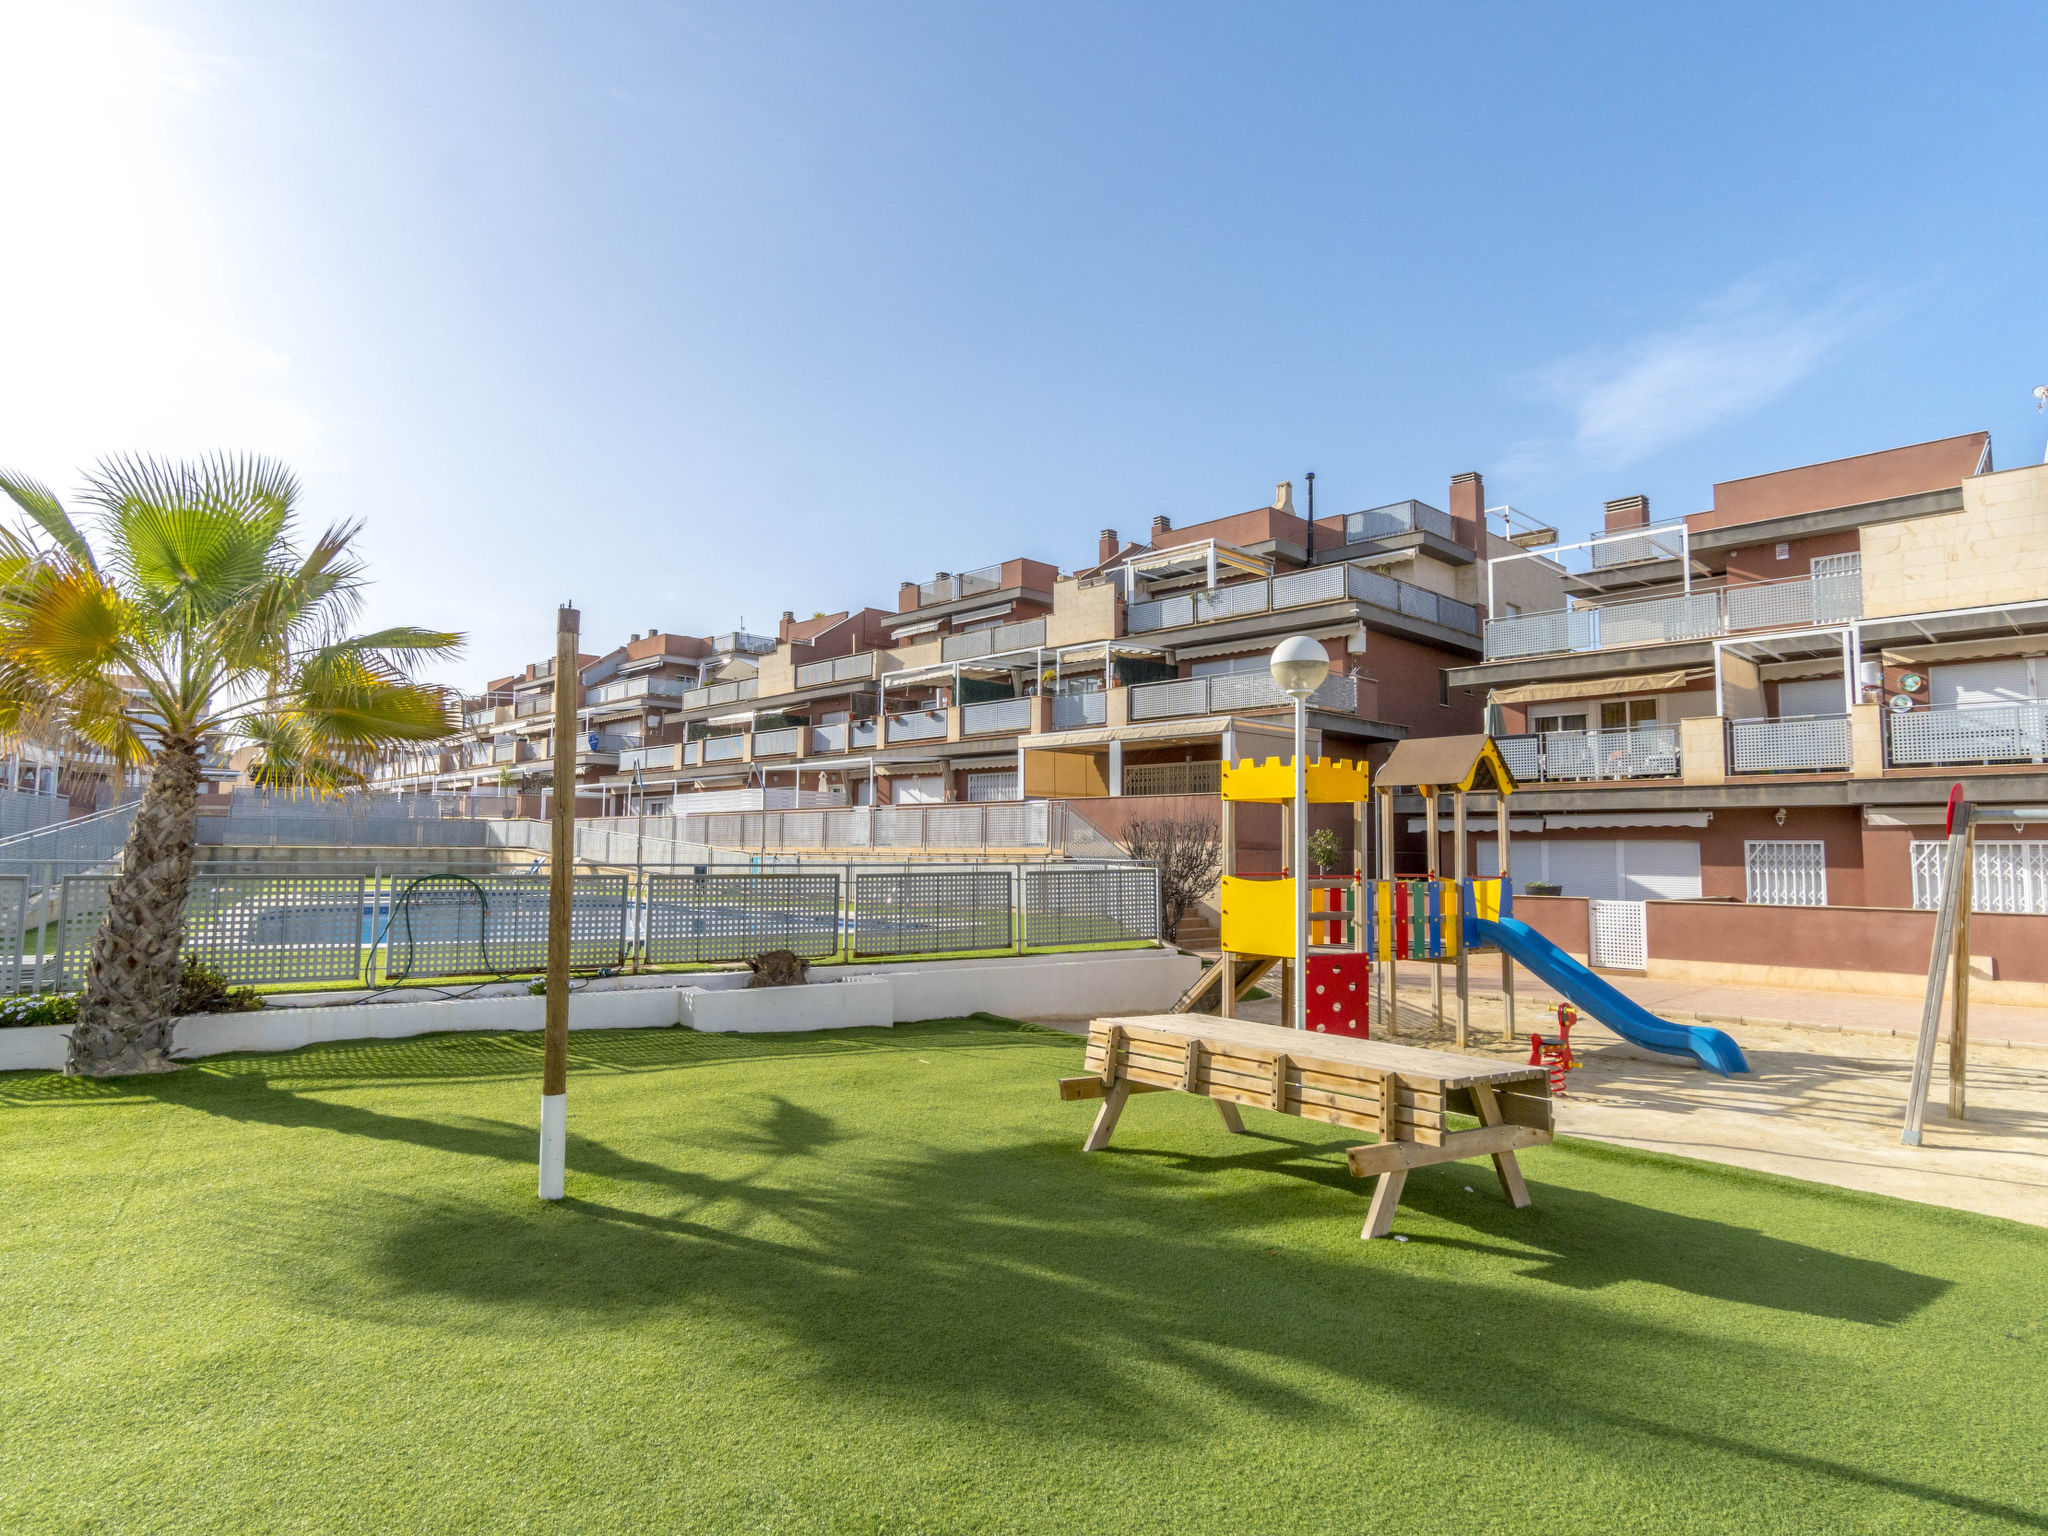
top-left (59, 873), bottom-right (369, 989)
top-left (380, 874), bottom-right (629, 978)
top-left (853, 869), bottom-right (1013, 957)
top-left (1021, 866), bottom-right (1160, 948)
top-left (644, 873), bottom-right (842, 965)
top-left (0, 875), bottom-right (26, 993)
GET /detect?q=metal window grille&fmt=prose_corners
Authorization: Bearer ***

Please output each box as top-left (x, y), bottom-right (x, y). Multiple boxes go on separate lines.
top-left (1587, 900), bottom-right (1647, 970)
top-left (1744, 841), bottom-right (1827, 906)
top-left (57, 873), bottom-right (371, 990)
top-left (1121, 761), bottom-right (1221, 796)
top-left (853, 869), bottom-right (1013, 957)
top-left (1728, 715), bottom-right (1851, 773)
top-left (1021, 867), bottom-right (1160, 948)
top-left (1912, 839), bottom-right (2048, 914)
top-left (963, 771), bottom-right (1018, 803)
top-left (380, 874), bottom-right (629, 979)
top-left (644, 873), bottom-right (841, 965)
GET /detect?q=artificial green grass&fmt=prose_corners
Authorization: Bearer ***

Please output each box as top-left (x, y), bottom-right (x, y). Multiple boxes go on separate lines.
top-left (1, 1018), bottom-right (2043, 1534)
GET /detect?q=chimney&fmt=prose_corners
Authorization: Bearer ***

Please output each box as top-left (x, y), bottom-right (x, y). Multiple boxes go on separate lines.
top-left (1150, 515), bottom-right (1172, 543)
top-left (1098, 528), bottom-right (1119, 565)
top-left (1448, 471), bottom-right (1484, 553)
top-left (1604, 494), bottom-right (1649, 532)
top-left (1273, 481), bottom-right (1294, 516)
top-left (629, 632), bottom-right (640, 643)
top-left (778, 609), bottom-right (795, 641)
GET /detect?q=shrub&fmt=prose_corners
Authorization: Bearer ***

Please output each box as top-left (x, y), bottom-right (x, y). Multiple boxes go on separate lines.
top-left (175, 960), bottom-right (263, 1016)
top-left (0, 993), bottom-right (78, 1029)
top-left (1307, 827), bottom-right (1344, 874)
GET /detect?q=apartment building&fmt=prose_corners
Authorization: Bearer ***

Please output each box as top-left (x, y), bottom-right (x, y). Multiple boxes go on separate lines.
top-left (1447, 431), bottom-right (2048, 919)
top-left (553, 476), bottom-right (1553, 826)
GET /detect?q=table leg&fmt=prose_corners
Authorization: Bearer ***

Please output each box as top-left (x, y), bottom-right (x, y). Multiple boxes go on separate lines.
top-left (1214, 1098), bottom-right (1246, 1134)
top-left (1083, 1083), bottom-right (1130, 1151)
top-left (1361, 1170), bottom-right (1407, 1239)
top-left (1472, 1084), bottom-right (1532, 1208)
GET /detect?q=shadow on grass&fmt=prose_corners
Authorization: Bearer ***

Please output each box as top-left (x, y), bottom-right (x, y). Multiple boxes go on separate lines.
top-left (66, 1017), bottom-right (2033, 1530)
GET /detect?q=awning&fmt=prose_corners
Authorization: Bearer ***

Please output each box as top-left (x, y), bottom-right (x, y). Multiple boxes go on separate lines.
top-left (1489, 669), bottom-right (1701, 705)
top-left (1020, 715), bottom-right (1238, 751)
top-left (1406, 816), bottom-right (1545, 833)
top-left (1539, 811), bottom-right (1713, 830)
top-left (708, 710), bottom-right (756, 725)
top-left (950, 602), bottom-right (1015, 625)
top-left (892, 619), bottom-right (942, 639)
top-left (1173, 625), bottom-right (1359, 661)
top-left (1881, 635), bottom-right (2048, 667)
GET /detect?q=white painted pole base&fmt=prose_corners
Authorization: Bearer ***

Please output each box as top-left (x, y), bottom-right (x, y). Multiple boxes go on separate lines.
top-left (538, 1092), bottom-right (566, 1200)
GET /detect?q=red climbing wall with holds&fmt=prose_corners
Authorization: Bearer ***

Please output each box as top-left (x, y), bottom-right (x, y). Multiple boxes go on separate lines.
top-left (1305, 954), bottom-right (1373, 1037)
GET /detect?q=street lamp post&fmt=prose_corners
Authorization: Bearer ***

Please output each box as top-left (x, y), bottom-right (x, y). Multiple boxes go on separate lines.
top-left (1269, 636), bottom-right (1330, 1032)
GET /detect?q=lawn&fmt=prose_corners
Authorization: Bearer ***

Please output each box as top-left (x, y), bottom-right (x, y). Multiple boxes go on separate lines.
top-left (1, 1017), bottom-right (2043, 1535)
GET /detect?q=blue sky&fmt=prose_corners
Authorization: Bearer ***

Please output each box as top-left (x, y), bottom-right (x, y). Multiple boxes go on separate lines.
top-left (5, 2), bottom-right (2044, 686)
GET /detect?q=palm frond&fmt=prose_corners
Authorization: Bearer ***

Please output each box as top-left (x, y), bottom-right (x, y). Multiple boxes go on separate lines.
top-left (86, 453), bottom-right (295, 624)
top-left (0, 469), bottom-right (96, 570)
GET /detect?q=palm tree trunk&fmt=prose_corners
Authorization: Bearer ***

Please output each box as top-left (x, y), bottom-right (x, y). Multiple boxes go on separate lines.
top-left (66, 740), bottom-right (201, 1076)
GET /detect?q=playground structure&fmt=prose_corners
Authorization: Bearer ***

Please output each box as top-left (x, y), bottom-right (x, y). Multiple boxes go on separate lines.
top-left (1903, 785), bottom-right (2000, 1146)
top-left (1169, 734), bottom-right (1750, 1076)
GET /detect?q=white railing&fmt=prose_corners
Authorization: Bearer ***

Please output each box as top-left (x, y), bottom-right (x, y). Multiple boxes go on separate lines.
top-left (851, 719), bottom-right (880, 750)
top-left (618, 744), bottom-right (679, 772)
top-left (1727, 715), bottom-right (1852, 773)
top-left (1125, 561), bottom-right (1479, 638)
top-left (794, 652), bottom-right (878, 688)
top-left (1888, 701), bottom-right (2048, 768)
top-left (962, 697), bottom-right (1033, 736)
top-left (587, 675), bottom-right (694, 705)
top-left (885, 709), bottom-right (949, 743)
top-left (1484, 570), bottom-right (1864, 661)
top-left (1588, 900), bottom-right (1648, 969)
top-left (809, 723), bottom-right (849, 754)
top-left (1345, 500), bottom-right (1456, 544)
top-left (1590, 527), bottom-right (1685, 569)
top-left (1051, 692), bottom-right (1107, 729)
top-left (941, 617), bottom-right (1047, 661)
top-left (753, 726), bottom-right (802, 758)
top-left (628, 799), bottom-right (1137, 855)
top-left (709, 631), bottom-right (777, 655)
top-left (680, 678), bottom-right (759, 711)
top-left (1494, 726), bottom-right (1680, 782)
top-left (703, 735), bottom-right (746, 763)
top-left (1130, 671), bottom-right (1357, 721)
top-left (682, 741), bottom-right (702, 766)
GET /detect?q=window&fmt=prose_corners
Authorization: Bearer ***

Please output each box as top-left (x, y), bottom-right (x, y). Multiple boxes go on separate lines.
top-left (963, 770), bottom-right (1017, 803)
top-left (1913, 839), bottom-right (2048, 914)
top-left (1439, 671), bottom-right (1450, 707)
top-left (1533, 712), bottom-right (1588, 734)
top-left (1599, 699), bottom-right (1658, 730)
top-left (1774, 542), bottom-right (1789, 560)
top-left (1190, 654), bottom-right (1267, 678)
top-left (1477, 838), bottom-right (1701, 900)
top-left (1745, 840), bottom-right (1826, 905)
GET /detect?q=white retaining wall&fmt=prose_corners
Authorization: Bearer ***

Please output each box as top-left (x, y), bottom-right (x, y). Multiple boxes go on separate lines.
top-left (0, 949), bottom-right (1199, 1072)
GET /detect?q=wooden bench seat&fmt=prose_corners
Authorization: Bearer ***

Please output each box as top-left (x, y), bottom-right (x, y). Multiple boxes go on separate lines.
top-left (1060, 1013), bottom-right (1554, 1239)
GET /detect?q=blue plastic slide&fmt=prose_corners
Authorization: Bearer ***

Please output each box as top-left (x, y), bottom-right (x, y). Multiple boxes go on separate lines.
top-left (1469, 916), bottom-right (1750, 1076)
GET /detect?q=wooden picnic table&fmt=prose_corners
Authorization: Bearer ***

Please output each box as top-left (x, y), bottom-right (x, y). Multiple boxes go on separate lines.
top-left (1060, 1013), bottom-right (1554, 1239)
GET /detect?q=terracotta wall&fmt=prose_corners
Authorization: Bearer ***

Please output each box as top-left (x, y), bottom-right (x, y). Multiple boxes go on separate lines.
top-left (1690, 432), bottom-right (1985, 533)
top-left (1721, 528), bottom-right (1861, 582)
top-left (1371, 630), bottom-right (1484, 736)
top-left (1511, 895), bottom-right (1589, 956)
top-left (1645, 899), bottom-right (2048, 985)
top-left (1484, 807), bottom-right (1867, 904)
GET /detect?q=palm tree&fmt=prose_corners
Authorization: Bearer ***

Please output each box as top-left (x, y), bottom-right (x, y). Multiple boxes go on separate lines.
top-left (0, 455), bottom-right (463, 1076)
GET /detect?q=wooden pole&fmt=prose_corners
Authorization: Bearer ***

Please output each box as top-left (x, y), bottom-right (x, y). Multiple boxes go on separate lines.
top-left (1378, 787), bottom-right (1396, 1038)
top-left (1498, 794), bottom-right (1515, 1041)
top-left (1949, 825), bottom-right (1972, 1121)
top-left (1904, 805), bottom-right (1970, 1146)
top-left (1425, 788), bottom-right (1442, 1032)
top-left (539, 603), bottom-right (578, 1201)
top-left (1453, 790), bottom-right (1468, 1049)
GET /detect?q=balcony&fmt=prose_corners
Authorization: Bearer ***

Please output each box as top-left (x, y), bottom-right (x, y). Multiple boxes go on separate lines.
top-left (1129, 671), bottom-right (1358, 722)
top-left (753, 726), bottom-right (802, 758)
top-left (702, 735), bottom-right (746, 763)
top-left (917, 564), bottom-right (1004, 607)
top-left (681, 678), bottom-right (759, 711)
top-left (1727, 715), bottom-right (1852, 774)
top-left (1888, 701), bottom-right (2048, 768)
top-left (1122, 760), bottom-right (1221, 796)
top-left (1495, 726), bottom-right (1680, 784)
top-left (1051, 692), bottom-right (1107, 730)
top-left (584, 732), bottom-right (637, 755)
top-left (1344, 500), bottom-right (1456, 544)
top-left (941, 618), bottom-right (1047, 661)
top-left (794, 652), bottom-right (878, 688)
top-left (885, 709), bottom-right (949, 744)
top-left (961, 697), bottom-right (1033, 736)
top-left (1483, 568), bottom-right (1864, 662)
top-left (1125, 562), bottom-right (1480, 638)
top-left (809, 722), bottom-right (849, 755)
top-left (586, 675), bottom-right (695, 706)
top-left (618, 744), bottom-right (680, 772)
top-left (709, 631), bottom-right (777, 656)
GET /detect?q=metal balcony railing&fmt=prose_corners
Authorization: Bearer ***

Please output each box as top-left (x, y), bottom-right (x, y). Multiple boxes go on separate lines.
top-left (752, 726), bottom-right (802, 758)
top-left (584, 732), bottom-right (636, 754)
top-left (809, 723), bottom-right (849, 755)
top-left (1727, 714), bottom-right (1852, 773)
top-left (851, 719), bottom-right (880, 750)
top-left (1589, 526), bottom-right (1686, 569)
top-left (917, 564), bottom-right (1005, 607)
top-left (962, 697), bottom-right (1033, 736)
top-left (618, 744), bottom-right (680, 772)
top-left (941, 617), bottom-right (1047, 661)
top-left (1051, 692), bottom-right (1107, 729)
top-left (885, 709), bottom-right (949, 744)
top-left (1122, 760), bottom-right (1222, 796)
top-left (1129, 672), bottom-right (1358, 722)
top-left (709, 632), bottom-right (777, 656)
top-left (1887, 700), bottom-right (2048, 768)
top-left (1344, 500), bottom-right (1456, 544)
top-left (1484, 568), bottom-right (1864, 661)
top-left (702, 735), bottom-right (746, 763)
top-left (587, 675), bottom-right (695, 705)
top-left (793, 652), bottom-right (878, 688)
top-left (1494, 726), bottom-right (1680, 783)
top-left (1125, 561), bottom-right (1479, 638)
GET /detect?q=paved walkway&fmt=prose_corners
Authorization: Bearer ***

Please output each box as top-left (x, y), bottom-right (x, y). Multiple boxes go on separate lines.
top-left (1040, 965), bottom-right (2048, 1228)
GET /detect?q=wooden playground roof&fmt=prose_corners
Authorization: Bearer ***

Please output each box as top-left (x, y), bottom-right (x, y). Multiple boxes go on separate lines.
top-left (1375, 734), bottom-right (1517, 795)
